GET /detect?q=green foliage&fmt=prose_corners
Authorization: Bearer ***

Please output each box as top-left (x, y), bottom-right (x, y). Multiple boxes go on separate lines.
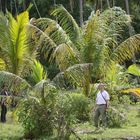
top-left (127, 64), bottom-right (140, 76)
top-left (17, 84), bottom-right (57, 139)
top-left (0, 58), bottom-right (5, 70)
top-left (69, 93), bottom-right (90, 121)
top-left (29, 17), bottom-right (78, 71)
top-left (51, 5), bottom-right (81, 43)
top-left (31, 60), bottom-right (47, 85)
top-left (55, 92), bottom-right (90, 140)
top-left (16, 88), bottom-right (90, 139)
top-left (107, 106), bottom-right (127, 128)
top-left (0, 71), bottom-right (30, 96)
top-left (0, 11), bottom-right (36, 76)
top-left (56, 92), bottom-right (90, 122)
top-left (105, 63), bottom-right (131, 93)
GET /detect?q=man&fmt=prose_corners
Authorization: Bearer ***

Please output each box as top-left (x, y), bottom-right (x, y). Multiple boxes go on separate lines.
top-left (1, 85), bottom-right (8, 123)
top-left (93, 83), bottom-right (110, 130)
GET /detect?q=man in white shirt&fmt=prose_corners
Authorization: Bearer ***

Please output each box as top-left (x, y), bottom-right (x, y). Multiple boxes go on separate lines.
top-left (94, 83), bottom-right (110, 129)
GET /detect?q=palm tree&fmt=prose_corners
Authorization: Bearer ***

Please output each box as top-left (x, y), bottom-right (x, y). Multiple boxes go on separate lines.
top-left (28, 5), bottom-right (140, 96)
top-left (0, 11), bottom-right (36, 76)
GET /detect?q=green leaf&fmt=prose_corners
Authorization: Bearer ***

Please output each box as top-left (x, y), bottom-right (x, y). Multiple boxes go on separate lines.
top-left (127, 64), bottom-right (140, 76)
top-left (31, 60), bottom-right (47, 84)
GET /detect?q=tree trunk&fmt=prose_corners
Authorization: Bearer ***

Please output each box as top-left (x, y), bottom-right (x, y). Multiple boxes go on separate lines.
top-left (1, 0), bottom-right (7, 14)
top-left (106, 0), bottom-right (110, 8)
top-left (100, 0), bottom-right (103, 12)
top-left (95, 0), bottom-right (99, 11)
top-left (0, 0), bottom-right (2, 11)
top-left (79, 0), bottom-right (83, 26)
top-left (69, 0), bottom-right (74, 12)
top-left (125, 0), bottom-right (135, 56)
top-left (53, 0), bottom-right (56, 5)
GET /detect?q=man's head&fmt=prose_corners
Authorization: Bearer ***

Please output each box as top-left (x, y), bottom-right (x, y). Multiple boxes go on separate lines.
top-left (98, 83), bottom-right (105, 91)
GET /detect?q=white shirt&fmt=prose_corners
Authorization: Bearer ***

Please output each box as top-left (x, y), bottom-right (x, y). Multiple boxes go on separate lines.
top-left (96, 90), bottom-right (110, 105)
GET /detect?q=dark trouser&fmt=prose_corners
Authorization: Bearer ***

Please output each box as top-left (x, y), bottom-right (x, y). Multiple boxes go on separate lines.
top-left (94, 104), bottom-right (107, 128)
top-left (1, 104), bottom-right (7, 122)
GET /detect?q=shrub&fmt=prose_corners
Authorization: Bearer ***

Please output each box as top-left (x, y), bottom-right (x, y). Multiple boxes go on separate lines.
top-left (107, 106), bottom-right (127, 128)
top-left (16, 89), bottom-right (90, 139)
top-left (54, 92), bottom-right (90, 140)
top-left (16, 85), bottom-right (58, 139)
top-left (70, 93), bottom-right (90, 121)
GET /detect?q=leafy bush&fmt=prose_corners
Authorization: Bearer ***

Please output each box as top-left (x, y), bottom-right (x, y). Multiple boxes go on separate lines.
top-left (16, 84), bottom-right (57, 139)
top-left (54, 92), bottom-right (90, 140)
top-left (16, 88), bottom-right (90, 139)
top-left (118, 94), bottom-right (132, 105)
top-left (107, 106), bottom-right (127, 128)
top-left (69, 93), bottom-right (90, 121)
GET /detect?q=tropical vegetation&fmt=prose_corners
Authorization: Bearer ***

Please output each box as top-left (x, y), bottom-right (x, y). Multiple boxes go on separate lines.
top-left (0, 0), bottom-right (140, 140)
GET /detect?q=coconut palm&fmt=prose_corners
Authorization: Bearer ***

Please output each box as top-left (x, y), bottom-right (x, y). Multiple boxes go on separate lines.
top-left (28, 5), bottom-right (140, 95)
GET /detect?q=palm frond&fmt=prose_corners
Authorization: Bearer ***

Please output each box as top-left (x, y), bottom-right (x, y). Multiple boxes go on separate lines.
top-left (51, 43), bottom-right (78, 71)
top-left (65, 63), bottom-right (92, 86)
top-left (8, 11), bottom-right (30, 75)
top-left (52, 72), bottom-right (66, 88)
top-left (51, 5), bottom-right (81, 42)
top-left (33, 80), bottom-right (55, 92)
top-left (0, 12), bottom-right (10, 47)
top-left (0, 12), bottom-right (34, 76)
top-left (31, 60), bottom-right (47, 84)
top-left (0, 58), bottom-right (6, 70)
top-left (0, 71), bottom-right (30, 96)
top-left (31, 18), bottom-right (72, 45)
top-left (32, 80), bottom-right (56, 100)
top-left (29, 19), bottom-right (79, 71)
top-left (102, 7), bottom-right (131, 41)
top-left (111, 34), bottom-right (140, 63)
top-left (28, 23), bottom-right (57, 60)
top-left (52, 63), bottom-right (92, 87)
top-left (83, 10), bottom-right (108, 45)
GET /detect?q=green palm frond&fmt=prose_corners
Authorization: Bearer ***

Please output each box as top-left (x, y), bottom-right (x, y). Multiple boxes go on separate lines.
top-left (52, 63), bottom-right (92, 95)
top-left (28, 23), bottom-right (57, 60)
top-left (111, 34), bottom-right (140, 63)
top-left (83, 10), bottom-right (108, 44)
top-left (51, 43), bottom-right (78, 71)
top-left (0, 11), bottom-right (34, 76)
top-left (51, 5), bottom-right (81, 42)
top-left (31, 18), bottom-right (72, 45)
top-left (52, 63), bottom-right (92, 87)
top-left (65, 63), bottom-right (92, 86)
top-left (31, 60), bottom-right (47, 84)
top-left (29, 18), bottom-right (79, 71)
top-left (0, 71), bottom-right (30, 96)
top-left (33, 80), bottom-right (56, 102)
top-left (33, 80), bottom-right (55, 93)
top-left (8, 11), bottom-right (30, 75)
top-left (0, 58), bottom-right (5, 70)
top-left (0, 12), bottom-right (10, 47)
top-left (102, 7), bottom-right (131, 39)
top-left (82, 11), bottom-right (110, 78)
top-left (52, 72), bottom-right (66, 88)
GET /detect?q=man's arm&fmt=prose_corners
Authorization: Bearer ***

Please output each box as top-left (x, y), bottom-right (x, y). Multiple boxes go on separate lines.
top-left (106, 100), bottom-right (109, 109)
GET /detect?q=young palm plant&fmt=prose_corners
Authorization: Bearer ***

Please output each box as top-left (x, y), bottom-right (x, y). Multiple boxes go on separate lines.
top-left (0, 11), bottom-right (36, 76)
top-left (28, 5), bottom-right (140, 96)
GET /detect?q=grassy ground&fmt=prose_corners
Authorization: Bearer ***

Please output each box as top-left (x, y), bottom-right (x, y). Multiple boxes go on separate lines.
top-left (0, 104), bottom-right (140, 140)
top-left (71, 104), bottom-right (140, 140)
top-left (0, 111), bottom-right (23, 140)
